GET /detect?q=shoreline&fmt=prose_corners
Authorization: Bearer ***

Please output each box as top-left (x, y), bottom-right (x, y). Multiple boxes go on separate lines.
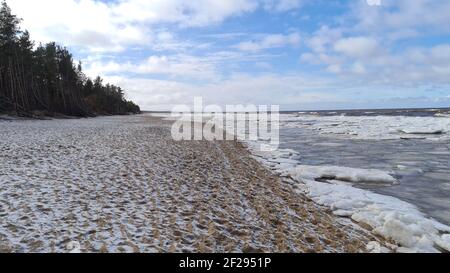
top-left (237, 126), bottom-right (450, 252)
top-left (243, 138), bottom-right (450, 253)
top-left (173, 111), bottom-right (450, 253)
top-left (0, 114), bottom-right (387, 253)
top-left (0, 111), bottom-right (142, 121)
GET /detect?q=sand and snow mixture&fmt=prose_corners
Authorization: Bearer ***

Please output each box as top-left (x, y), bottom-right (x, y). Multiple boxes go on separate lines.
top-left (0, 114), bottom-right (385, 253)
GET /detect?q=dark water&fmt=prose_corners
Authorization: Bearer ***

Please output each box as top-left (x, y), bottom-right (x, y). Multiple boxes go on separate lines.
top-left (278, 108), bottom-right (450, 225)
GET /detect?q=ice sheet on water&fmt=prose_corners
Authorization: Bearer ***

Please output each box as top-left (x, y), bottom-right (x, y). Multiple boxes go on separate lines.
top-left (399, 128), bottom-right (444, 135)
top-left (244, 139), bottom-right (450, 253)
top-left (298, 178), bottom-right (450, 252)
top-left (292, 165), bottom-right (398, 185)
top-left (280, 114), bottom-right (450, 140)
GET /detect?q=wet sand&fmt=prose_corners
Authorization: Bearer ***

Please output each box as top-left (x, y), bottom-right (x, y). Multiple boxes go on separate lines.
top-left (0, 114), bottom-right (386, 252)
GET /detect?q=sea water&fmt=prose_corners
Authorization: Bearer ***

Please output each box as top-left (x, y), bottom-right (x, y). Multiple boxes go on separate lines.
top-left (278, 108), bottom-right (450, 226)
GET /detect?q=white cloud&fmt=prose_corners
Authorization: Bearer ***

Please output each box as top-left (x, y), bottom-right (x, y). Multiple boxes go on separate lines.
top-left (263, 0), bottom-right (304, 12)
top-left (7, 0), bottom-right (307, 53)
top-left (334, 37), bottom-right (379, 59)
top-left (326, 64), bottom-right (342, 74)
top-left (300, 52), bottom-right (341, 65)
top-left (105, 73), bottom-right (338, 111)
top-left (84, 49), bottom-right (283, 80)
top-left (7, 0), bottom-right (259, 52)
top-left (366, 0), bottom-right (381, 7)
top-left (297, 1), bottom-right (450, 90)
top-left (310, 42), bottom-right (450, 86)
top-left (354, 0), bottom-right (450, 37)
top-left (430, 45), bottom-right (450, 62)
top-left (236, 33), bottom-right (301, 52)
top-left (295, 1), bottom-right (450, 90)
top-left (85, 55), bottom-right (218, 80)
top-left (112, 0), bottom-right (258, 27)
top-left (8, 0), bottom-right (147, 51)
top-left (306, 26), bottom-right (342, 53)
top-left (350, 62), bottom-right (367, 75)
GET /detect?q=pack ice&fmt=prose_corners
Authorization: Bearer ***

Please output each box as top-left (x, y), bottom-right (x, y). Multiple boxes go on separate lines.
top-left (280, 114), bottom-right (450, 140)
top-left (245, 141), bottom-right (450, 253)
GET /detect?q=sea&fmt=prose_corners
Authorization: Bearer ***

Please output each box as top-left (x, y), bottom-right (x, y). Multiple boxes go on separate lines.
top-left (278, 108), bottom-right (450, 226)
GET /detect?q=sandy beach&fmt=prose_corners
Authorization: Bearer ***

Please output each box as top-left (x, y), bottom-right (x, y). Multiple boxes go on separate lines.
top-left (0, 114), bottom-right (387, 253)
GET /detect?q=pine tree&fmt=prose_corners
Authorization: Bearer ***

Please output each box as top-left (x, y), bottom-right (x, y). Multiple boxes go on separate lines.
top-left (0, 0), bottom-right (22, 112)
top-left (0, 1), bottom-right (140, 116)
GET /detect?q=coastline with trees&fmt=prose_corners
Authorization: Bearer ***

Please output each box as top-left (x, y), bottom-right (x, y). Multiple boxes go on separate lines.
top-left (0, 1), bottom-right (140, 118)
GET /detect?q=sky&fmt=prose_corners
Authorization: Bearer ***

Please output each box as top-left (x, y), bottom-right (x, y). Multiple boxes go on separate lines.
top-left (6, 0), bottom-right (450, 110)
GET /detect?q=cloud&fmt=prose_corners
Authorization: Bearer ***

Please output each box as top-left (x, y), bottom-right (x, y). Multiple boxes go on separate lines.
top-left (353, 0), bottom-right (450, 37)
top-left (310, 42), bottom-right (450, 86)
top-left (110, 71), bottom-right (450, 111)
top-left (301, 52), bottom-right (341, 65)
top-left (366, 0), bottom-right (381, 7)
top-left (350, 62), bottom-right (367, 75)
top-left (235, 33), bottom-right (301, 52)
top-left (299, 1), bottom-right (450, 88)
top-left (7, 0), bottom-right (259, 52)
top-left (430, 45), bottom-right (450, 62)
top-left (8, 0), bottom-right (148, 52)
top-left (85, 54), bottom-right (218, 80)
top-left (112, 0), bottom-right (258, 27)
top-left (334, 37), bottom-right (380, 58)
top-left (306, 26), bottom-right (342, 53)
top-left (326, 64), bottom-right (342, 74)
top-left (105, 73), bottom-right (338, 111)
top-left (263, 0), bottom-right (304, 12)
top-left (7, 0), bottom-right (309, 53)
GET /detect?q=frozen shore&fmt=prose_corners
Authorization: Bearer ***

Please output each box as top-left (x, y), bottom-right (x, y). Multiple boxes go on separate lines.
top-left (243, 112), bottom-right (450, 253)
top-left (0, 114), bottom-right (383, 253)
top-left (248, 142), bottom-right (450, 253)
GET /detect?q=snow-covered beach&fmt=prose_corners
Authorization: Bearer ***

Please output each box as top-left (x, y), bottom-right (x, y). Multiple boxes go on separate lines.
top-left (0, 114), bottom-right (384, 253)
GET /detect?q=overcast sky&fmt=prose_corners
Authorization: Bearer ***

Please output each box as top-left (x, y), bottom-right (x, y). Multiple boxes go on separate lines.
top-left (7, 0), bottom-right (450, 110)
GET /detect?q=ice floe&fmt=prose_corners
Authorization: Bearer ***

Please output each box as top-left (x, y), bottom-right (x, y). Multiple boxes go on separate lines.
top-left (291, 165), bottom-right (398, 185)
top-left (298, 179), bottom-right (450, 252)
top-left (280, 114), bottom-right (450, 140)
top-left (244, 140), bottom-right (450, 253)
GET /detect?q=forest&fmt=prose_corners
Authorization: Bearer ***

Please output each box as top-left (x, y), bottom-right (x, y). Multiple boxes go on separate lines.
top-left (0, 1), bottom-right (140, 117)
